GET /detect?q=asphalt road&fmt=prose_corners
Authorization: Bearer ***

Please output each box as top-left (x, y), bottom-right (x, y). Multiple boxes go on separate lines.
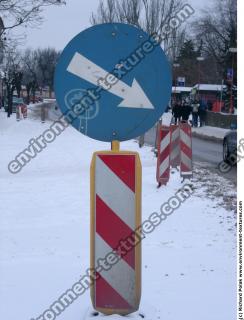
top-left (143, 127), bottom-right (237, 184)
top-left (192, 137), bottom-right (237, 184)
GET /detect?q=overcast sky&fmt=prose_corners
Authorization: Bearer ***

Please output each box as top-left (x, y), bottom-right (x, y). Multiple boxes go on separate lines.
top-left (20, 0), bottom-right (212, 50)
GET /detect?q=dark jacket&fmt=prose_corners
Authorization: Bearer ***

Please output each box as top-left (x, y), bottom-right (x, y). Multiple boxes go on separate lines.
top-left (181, 104), bottom-right (192, 121)
top-left (172, 103), bottom-right (182, 118)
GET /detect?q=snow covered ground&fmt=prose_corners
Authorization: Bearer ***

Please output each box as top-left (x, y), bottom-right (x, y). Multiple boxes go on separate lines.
top-left (161, 111), bottom-right (230, 141)
top-left (0, 110), bottom-right (236, 320)
top-left (192, 126), bottom-right (230, 140)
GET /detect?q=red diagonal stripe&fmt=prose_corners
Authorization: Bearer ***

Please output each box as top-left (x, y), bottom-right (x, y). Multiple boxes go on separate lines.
top-left (170, 126), bottom-right (179, 141)
top-left (98, 155), bottom-right (135, 192)
top-left (160, 167), bottom-right (170, 178)
top-left (181, 141), bottom-right (192, 158)
top-left (181, 162), bottom-right (191, 172)
top-left (180, 123), bottom-right (192, 134)
top-left (160, 145), bottom-right (170, 162)
top-left (160, 131), bottom-right (169, 140)
top-left (96, 195), bottom-right (135, 269)
top-left (95, 272), bottom-right (132, 310)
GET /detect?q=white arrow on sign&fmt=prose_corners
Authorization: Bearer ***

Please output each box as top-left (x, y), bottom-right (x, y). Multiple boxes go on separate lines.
top-left (67, 52), bottom-right (154, 109)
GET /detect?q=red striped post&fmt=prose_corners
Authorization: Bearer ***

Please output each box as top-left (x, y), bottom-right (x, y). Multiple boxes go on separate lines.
top-left (16, 105), bottom-right (21, 121)
top-left (156, 125), bottom-right (171, 187)
top-left (179, 122), bottom-right (193, 179)
top-left (90, 143), bottom-right (141, 315)
top-left (170, 124), bottom-right (180, 168)
top-left (22, 105), bottom-right (27, 119)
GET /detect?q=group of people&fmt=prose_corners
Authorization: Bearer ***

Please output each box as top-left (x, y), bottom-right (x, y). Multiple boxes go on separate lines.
top-left (172, 98), bottom-right (207, 127)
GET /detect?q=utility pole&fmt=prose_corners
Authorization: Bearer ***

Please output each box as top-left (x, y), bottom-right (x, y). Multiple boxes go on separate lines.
top-left (196, 56), bottom-right (204, 97)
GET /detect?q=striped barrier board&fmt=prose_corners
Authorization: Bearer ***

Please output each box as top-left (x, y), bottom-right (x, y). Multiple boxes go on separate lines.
top-left (170, 125), bottom-right (180, 168)
top-left (90, 150), bottom-right (141, 315)
top-left (21, 104), bottom-right (27, 119)
top-left (16, 105), bottom-right (21, 121)
top-left (156, 125), bottom-right (171, 186)
top-left (179, 122), bottom-right (193, 179)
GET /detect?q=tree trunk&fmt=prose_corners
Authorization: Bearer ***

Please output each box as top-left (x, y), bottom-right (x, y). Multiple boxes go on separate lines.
top-left (17, 88), bottom-right (21, 98)
top-left (26, 87), bottom-right (31, 105)
top-left (33, 90), bottom-right (36, 103)
top-left (7, 87), bottom-right (13, 118)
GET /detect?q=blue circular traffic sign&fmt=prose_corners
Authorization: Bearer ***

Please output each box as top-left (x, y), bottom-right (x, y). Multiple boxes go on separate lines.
top-left (54, 23), bottom-right (172, 142)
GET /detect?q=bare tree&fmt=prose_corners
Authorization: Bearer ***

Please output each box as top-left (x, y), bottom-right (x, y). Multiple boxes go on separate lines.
top-left (194, 0), bottom-right (237, 82)
top-left (0, 0), bottom-right (65, 35)
top-left (91, 0), bottom-right (188, 59)
top-left (22, 48), bottom-right (39, 104)
top-left (36, 47), bottom-right (60, 98)
top-left (2, 45), bottom-right (22, 116)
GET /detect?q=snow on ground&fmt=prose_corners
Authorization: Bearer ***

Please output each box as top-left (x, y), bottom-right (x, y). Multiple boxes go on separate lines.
top-left (161, 111), bottom-right (230, 141)
top-left (27, 101), bottom-right (62, 122)
top-left (0, 110), bottom-right (236, 320)
top-left (192, 125), bottom-right (230, 140)
top-left (161, 111), bottom-right (172, 126)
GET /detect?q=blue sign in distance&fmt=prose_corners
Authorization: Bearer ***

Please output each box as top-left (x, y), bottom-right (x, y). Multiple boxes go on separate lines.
top-left (54, 23), bottom-right (172, 142)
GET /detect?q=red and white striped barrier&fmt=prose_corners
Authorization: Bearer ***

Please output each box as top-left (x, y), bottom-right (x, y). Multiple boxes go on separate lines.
top-left (156, 125), bottom-right (171, 186)
top-left (16, 105), bottom-right (21, 121)
top-left (21, 104), bottom-right (27, 119)
top-left (170, 125), bottom-right (180, 168)
top-left (179, 122), bottom-right (193, 179)
top-left (90, 151), bottom-right (141, 315)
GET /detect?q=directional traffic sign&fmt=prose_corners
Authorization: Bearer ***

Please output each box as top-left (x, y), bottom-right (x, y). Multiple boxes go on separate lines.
top-left (54, 23), bottom-right (172, 142)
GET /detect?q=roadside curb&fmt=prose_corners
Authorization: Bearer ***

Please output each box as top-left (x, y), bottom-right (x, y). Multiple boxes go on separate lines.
top-left (192, 131), bottom-right (223, 143)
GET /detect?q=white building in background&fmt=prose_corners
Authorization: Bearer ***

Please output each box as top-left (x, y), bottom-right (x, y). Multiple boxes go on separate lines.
top-left (171, 86), bottom-right (192, 102)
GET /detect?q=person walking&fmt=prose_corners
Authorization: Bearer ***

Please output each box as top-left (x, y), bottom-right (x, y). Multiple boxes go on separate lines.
top-left (198, 99), bottom-right (207, 127)
top-left (191, 99), bottom-right (200, 127)
top-left (172, 100), bottom-right (182, 125)
top-left (181, 100), bottom-right (192, 123)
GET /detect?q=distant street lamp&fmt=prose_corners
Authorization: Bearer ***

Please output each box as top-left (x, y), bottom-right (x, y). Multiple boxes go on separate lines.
top-left (228, 47), bottom-right (237, 114)
top-left (196, 56), bottom-right (205, 95)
